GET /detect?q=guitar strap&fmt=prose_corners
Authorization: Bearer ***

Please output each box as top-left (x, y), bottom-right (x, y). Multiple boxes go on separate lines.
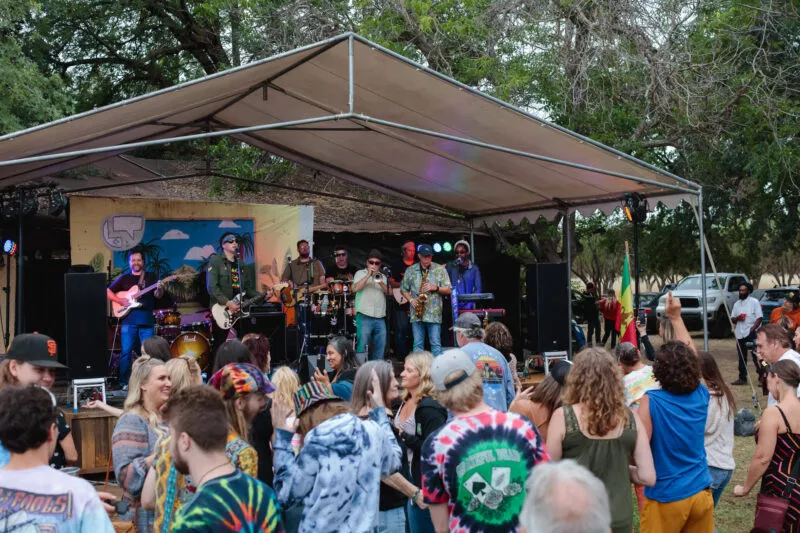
top-left (137, 270), bottom-right (146, 290)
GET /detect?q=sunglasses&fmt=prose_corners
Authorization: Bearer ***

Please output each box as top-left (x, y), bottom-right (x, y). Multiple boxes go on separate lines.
top-left (224, 238), bottom-right (239, 244)
top-left (334, 252), bottom-right (347, 257)
top-left (367, 260), bottom-right (381, 266)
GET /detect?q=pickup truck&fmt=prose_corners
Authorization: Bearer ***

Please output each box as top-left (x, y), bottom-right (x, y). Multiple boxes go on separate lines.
top-left (655, 273), bottom-right (751, 338)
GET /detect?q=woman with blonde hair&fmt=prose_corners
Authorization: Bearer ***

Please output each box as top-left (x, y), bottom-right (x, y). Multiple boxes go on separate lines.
top-left (111, 356), bottom-right (171, 533)
top-left (396, 352), bottom-right (446, 533)
top-left (140, 355), bottom-right (203, 532)
top-left (547, 347), bottom-right (655, 533)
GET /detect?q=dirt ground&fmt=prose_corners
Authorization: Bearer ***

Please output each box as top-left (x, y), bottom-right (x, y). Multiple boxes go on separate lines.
top-left (586, 331), bottom-right (761, 532)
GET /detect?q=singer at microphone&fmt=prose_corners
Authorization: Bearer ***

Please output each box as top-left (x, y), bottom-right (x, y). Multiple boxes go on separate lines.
top-left (446, 240), bottom-right (482, 311)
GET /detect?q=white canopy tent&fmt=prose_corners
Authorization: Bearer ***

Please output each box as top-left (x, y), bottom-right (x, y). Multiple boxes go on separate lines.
top-left (0, 32), bottom-right (709, 348)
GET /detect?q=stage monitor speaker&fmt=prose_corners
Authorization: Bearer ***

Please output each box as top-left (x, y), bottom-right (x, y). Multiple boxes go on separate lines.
top-left (64, 272), bottom-right (108, 379)
top-left (237, 313), bottom-right (287, 366)
top-left (525, 263), bottom-right (570, 354)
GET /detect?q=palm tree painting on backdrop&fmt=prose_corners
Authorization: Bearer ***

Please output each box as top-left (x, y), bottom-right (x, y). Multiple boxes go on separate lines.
top-left (114, 219), bottom-right (256, 306)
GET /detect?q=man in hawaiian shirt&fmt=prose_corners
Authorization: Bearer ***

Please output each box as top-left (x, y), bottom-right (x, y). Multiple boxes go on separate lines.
top-left (400, 244), bottom-right (452, 356)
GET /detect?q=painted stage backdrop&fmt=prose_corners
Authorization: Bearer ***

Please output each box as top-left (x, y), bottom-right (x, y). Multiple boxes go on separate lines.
top-left (70, 196), bottom-right (314, 307)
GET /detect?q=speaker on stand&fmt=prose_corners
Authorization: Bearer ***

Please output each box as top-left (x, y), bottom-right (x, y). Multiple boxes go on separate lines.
top-left (525, 264), bottom-right (570, 354)
top-left (64, 272), bottom-right (109, 379)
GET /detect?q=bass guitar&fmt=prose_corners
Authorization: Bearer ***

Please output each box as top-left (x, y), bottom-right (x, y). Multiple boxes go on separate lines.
top-left (112, 275), bottom-right (178, 319)
top-left (211, 292), bottom-right (267, 330)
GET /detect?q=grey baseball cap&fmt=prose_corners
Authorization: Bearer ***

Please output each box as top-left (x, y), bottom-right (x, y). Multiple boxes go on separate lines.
top-left (451, 312), bottom-right (481, 331)
top-left (431, 349), bottom-right (476, 391)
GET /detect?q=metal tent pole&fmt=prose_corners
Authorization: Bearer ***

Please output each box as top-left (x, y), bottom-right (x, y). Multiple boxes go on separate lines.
top-left (348, 35), bottom-right (355, 113)
top-left (698, 189), bottom-right (709, 351)
top-left (565, 209), bottom-right (573, 358)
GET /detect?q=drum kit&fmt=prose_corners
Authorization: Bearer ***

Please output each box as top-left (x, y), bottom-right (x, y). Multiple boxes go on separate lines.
top-left (293, 280), bottom-right (356, 355)
top-left (154, 309), bottom-right (212, 372)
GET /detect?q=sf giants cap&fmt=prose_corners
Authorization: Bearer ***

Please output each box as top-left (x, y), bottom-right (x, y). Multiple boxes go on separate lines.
top-left (431, 348), bottom-right (476, 391)
top-left (6, 333), bottom-right (67, 368)
top-left (417, 244), bottom-right (433, 256)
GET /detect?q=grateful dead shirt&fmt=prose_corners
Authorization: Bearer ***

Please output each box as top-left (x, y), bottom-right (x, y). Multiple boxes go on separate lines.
top-left (421, 409), bottom-right (549, 533)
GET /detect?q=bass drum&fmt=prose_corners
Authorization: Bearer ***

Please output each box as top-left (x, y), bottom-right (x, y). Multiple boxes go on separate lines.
top-left (171, 332), bottom-right (211, 372)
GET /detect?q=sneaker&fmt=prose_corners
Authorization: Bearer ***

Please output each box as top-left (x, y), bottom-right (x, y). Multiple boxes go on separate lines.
top-left (730, 379), bottom-right (747, 386)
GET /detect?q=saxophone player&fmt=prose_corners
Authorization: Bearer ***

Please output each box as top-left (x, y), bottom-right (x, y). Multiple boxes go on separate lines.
top-left (400, 243), bottom-right (452, 356)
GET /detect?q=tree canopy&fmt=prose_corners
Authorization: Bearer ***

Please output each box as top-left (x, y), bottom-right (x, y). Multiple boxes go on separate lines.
top-left (3, 0), bottom-right (799, 287)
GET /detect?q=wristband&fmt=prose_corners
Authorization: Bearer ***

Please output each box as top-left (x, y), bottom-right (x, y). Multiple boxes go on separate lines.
top-left (413, 489), bottom-right (421, 506)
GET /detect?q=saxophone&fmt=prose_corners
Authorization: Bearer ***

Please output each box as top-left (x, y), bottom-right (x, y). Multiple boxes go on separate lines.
top-left (414, 267), bottom-right (430, 319)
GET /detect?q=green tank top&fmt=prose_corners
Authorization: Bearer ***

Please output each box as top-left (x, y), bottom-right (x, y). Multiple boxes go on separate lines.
top-left (562, 403), bottom-right (637, 533)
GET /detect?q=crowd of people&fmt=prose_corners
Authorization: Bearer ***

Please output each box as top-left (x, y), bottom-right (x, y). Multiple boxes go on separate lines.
top-left (3, 287), bottom-right (800, 532)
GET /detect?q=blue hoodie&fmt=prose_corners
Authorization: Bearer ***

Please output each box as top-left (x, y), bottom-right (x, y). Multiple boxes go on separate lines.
top-left (273, 407), bottom-right (401, 533)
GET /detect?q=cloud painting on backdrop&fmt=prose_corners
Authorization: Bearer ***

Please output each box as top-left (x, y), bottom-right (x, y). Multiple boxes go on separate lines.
top-left (112, 219), bottom-right (256, 304)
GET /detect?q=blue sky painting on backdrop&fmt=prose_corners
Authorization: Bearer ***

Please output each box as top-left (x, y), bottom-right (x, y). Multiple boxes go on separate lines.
top-left (113, 219), bottom-right (255, 273)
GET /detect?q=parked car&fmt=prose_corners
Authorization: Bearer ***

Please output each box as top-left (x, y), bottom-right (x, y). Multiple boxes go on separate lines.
top-left (655, 273), bottom-right (751, 338)
top-left (633, 292), bottom-right (659, 334)
top-left (760, 286), bottom-right (800, 323)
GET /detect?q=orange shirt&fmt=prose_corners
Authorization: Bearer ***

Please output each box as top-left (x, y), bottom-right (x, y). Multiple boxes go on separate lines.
top-left (770, 307), bottom-right (800, 330)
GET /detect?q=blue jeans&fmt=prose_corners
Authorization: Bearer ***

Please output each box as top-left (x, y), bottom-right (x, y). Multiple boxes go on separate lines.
top-left (378, 506), bottom-right (406, 533)
top-left (357, 313), bottom-right (387, 361)
top-left (407, 501), bottom-right (435, 533)
top-left (411, 322), bottom-right (442, 356)
top-left (120, 324), bottom-right (154, 385)
top-left (708, 466), bottom-right (732, 507)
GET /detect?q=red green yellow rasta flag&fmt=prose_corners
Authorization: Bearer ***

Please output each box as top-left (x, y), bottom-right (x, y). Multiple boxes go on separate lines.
top-left (618, 242), bottom-right (637, 345)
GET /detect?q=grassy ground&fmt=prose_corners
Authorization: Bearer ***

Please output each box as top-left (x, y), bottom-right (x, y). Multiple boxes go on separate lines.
top-left (587, 332), bottom-right (760, 533)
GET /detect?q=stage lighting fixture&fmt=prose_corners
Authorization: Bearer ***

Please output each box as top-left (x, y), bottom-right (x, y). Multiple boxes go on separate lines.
top-left (622, 193), bottom-right (648, 223)
top-left (3, 239), bottom-right (17, 256)
top-left (442, 242), bottom-right (452, 252)
top-left (433, 242), bottom-right (443, 253)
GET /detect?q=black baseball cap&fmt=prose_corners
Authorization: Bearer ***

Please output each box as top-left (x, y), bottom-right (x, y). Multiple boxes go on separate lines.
top-left (6, 333), bottom-right (67, 368)
top-left (418, 244), bottom-right (433, 257)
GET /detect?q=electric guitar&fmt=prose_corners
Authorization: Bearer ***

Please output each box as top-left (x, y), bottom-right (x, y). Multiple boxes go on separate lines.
top-left (211, 292), bottom-right (267, 329)
top-left (112, 275), bottom-right (178, 318)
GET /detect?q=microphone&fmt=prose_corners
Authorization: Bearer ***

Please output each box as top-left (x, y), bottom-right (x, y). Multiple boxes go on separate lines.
top-left (456, 257), bottom-right (463, 266)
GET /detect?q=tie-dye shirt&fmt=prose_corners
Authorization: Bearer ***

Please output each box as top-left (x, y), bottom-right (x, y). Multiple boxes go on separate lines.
top-left (171, 470), bottom-right (283, 533)
top-left (421, 408), bottom-right (550, 533)
top-left (153, 429), bottom-right (258, 533)
top-left (273, 408), bottom-right (402, 533)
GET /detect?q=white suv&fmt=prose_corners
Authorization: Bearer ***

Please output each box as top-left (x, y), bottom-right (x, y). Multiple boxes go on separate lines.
top-left (655, 273), bottom-right (751, 337)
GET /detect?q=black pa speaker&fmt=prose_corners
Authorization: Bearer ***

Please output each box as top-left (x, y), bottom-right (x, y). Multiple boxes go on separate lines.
top-left (237, 313), bottom-right (288, 366)
top-left (64, 272), bottom-right (108, 378)
top-left (525, 264), bottom-right (570, 354)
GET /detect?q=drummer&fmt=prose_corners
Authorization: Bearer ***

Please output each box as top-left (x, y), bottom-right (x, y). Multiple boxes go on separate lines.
top-left (325, 246), bottom-right (358, 283)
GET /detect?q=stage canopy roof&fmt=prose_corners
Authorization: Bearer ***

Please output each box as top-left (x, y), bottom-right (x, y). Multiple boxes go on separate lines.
top-left (0, 33), bottom-right (700, 224)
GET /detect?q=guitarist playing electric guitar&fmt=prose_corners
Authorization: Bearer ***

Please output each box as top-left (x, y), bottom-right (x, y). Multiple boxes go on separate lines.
top-left (206, 232), bottom-right (257, 368)
top-left (107, 249), bottom-right (165, 386)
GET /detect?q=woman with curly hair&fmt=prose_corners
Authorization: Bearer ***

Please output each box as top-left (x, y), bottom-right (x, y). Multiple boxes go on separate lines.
top-left (637, 292), bottom-right (714, 532)
top-left (547, 348), bottom-right (655, 533)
